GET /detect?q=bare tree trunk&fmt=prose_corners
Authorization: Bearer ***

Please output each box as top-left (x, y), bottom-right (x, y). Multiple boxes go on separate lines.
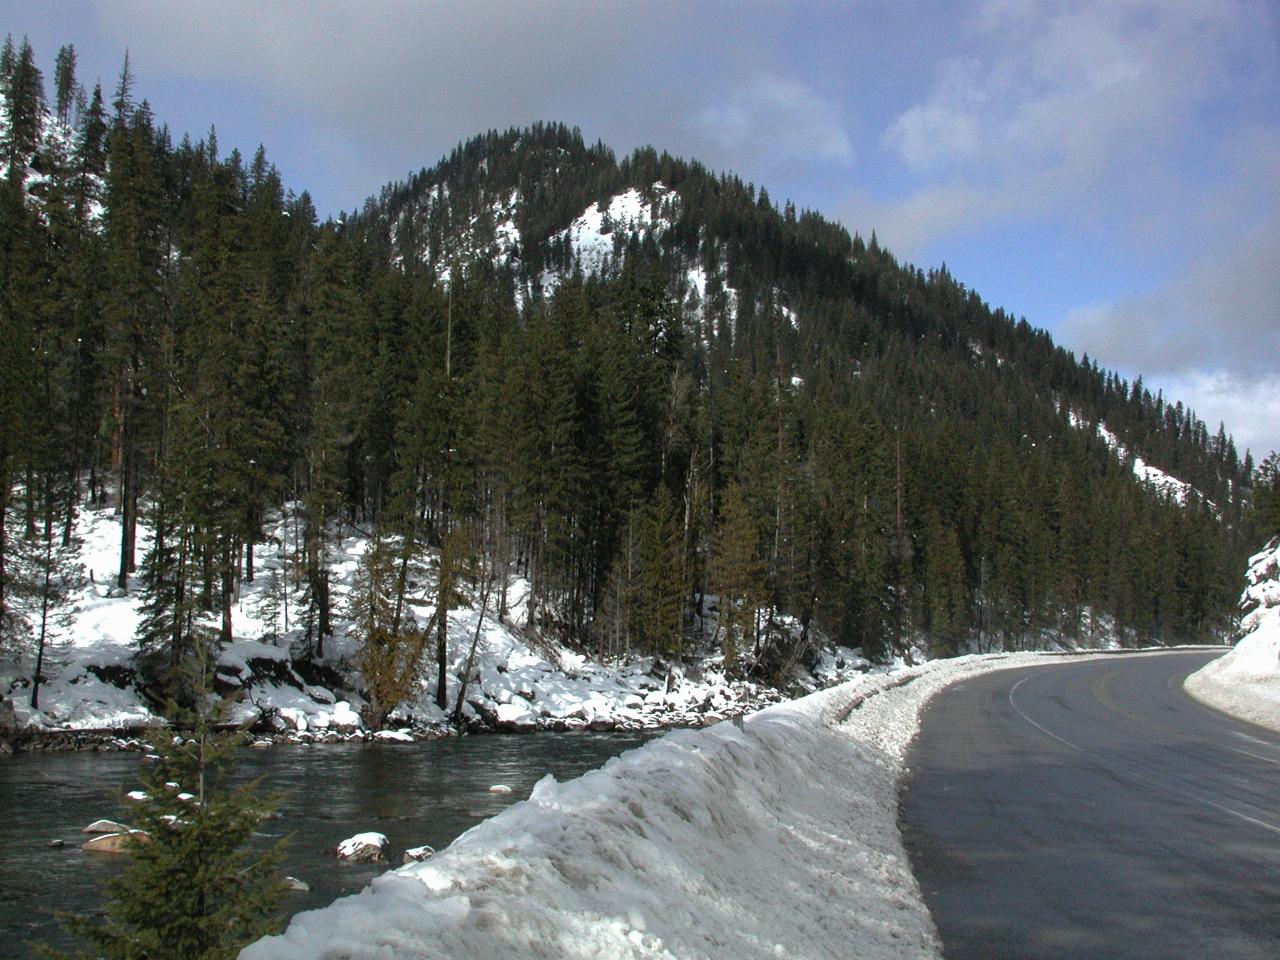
top-left (220, 541), bottom-right (234, 646)
top-left (451, 560), bottom-right (494, 726)
top-left (31, 528), bottom-right (56, 709)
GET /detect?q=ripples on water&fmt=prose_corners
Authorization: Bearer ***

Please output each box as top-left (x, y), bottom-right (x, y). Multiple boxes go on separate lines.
top-left (0, 731), bottom-right (659, 958)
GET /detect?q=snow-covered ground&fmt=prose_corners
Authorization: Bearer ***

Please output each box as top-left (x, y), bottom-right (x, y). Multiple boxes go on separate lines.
top-left (241, 651), bottom-right (1053, 960)
top-left (1068, 411), bottom-right (1204, 507)
top-left (0, 504), bottom-right (868, 739)
top-left (1185, 537), bottom-right (1280, 731)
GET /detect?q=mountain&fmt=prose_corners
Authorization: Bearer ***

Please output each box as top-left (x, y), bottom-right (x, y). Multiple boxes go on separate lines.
top-left (347, 122), bottom-right (1256, 648)
top-left (0, 45), bottom-right (1264, 729)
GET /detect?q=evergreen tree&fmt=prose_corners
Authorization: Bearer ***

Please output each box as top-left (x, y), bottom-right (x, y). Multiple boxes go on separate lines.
top-left (711, 482), bottom-right (764, 670)
top-left (348, 532), bottom-right (428, 725)
top-left (53, 43), bottom-right (77, 125)
top-left (57, 651), bottom-right (287, 960)
top-left (1254, 453), bottom-right (1280, 540)
top-left (634, 486), bottom-right (686, 658)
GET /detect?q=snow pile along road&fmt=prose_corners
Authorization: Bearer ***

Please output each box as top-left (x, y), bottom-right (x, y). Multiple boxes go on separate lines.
top-left (242, 654), bottom-right (1047, 960)
top-left (1186, 537), bottom-right (1280, 731)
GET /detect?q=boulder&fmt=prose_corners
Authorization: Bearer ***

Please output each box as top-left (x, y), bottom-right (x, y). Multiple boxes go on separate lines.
top-left (82, 819), bottom-right (131, 835)
top-left (494, 701), bottom-right (538, 732)
top-left (82, 830), bottom-right (151, 854)
top-left (329, 832), bottom-right (389, 863)
top-left (402, 844), bottom-right (435, 864)
top-left (373, 729), bottom-right (415, 743)
top-left (330, 701), bottom-right (363, 732)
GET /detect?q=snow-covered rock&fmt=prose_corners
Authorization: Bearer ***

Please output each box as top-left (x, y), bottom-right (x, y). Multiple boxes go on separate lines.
top-left (82, 819), bottom-right (130, 835)
top-left (1186, 537), bottom-right (1280, 729)
top-left (81, 830), bottom-right (151, 854)
top-left (330, 702), bottom-right (363, 731)
top-left (331, 833), bottom-right (390, 863)
top-left (402, 845), bottom-right (435, 864)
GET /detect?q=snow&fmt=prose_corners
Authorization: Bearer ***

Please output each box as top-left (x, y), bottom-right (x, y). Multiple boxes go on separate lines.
top-left (1185, 537), bottom-right (1280, 730)
top-left (373, 729), bottom-right (415, 743)
top-left (337, 833), bottom-right (390, 859)
top-left (1069, 412), bottom-right (1205, 507)
top-left (540, 183), bottom-right (675, 294)
top-left (3, 502), bottom-right (868, 739)
top-left (242, 651), bottom-right (1062, 960)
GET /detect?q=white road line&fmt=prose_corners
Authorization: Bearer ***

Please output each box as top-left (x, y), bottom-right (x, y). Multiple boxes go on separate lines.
top-left (1008, 676), bottom-right (1083, 753)
top-left (1008, 670), bottom-right (1280, 838)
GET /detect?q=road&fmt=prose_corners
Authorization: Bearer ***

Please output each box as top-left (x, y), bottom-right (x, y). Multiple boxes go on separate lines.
top-left (901, 650), bottom-right (1280, 959)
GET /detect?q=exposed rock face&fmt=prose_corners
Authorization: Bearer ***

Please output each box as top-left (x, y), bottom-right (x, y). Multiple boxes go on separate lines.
top-left (328, 832), bottom-right (389, 863)
top-left (81, 830), bottom-right (151, 854)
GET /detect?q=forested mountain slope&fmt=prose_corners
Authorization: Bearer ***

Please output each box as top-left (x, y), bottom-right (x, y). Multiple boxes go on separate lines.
top-left (0, 42), bottom-right (1261, 724)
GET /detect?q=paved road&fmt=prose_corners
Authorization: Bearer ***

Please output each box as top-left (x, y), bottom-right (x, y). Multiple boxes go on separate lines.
top-left (901, 651), bottom-right (1280, 959)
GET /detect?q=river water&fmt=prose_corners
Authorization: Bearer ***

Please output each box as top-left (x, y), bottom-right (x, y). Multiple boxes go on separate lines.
top-left (0, 731), bottom-right (658, 958)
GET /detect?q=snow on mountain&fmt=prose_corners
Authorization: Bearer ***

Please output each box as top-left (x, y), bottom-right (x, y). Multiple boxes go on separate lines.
top-left (434, 188), bottom-right (523, 283)
top-left (0, 100), bottom-right (103, 223)
top-left (1069, 411), bottom-right (1205, 508)
top-left (541, 182), bottom-right (674, 286)
top-left (1185, 536), bottom-right (1280, 730)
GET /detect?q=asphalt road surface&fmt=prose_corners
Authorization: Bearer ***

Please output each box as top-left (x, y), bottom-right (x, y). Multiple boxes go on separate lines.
top-left (901, 650), bottom-right (1280, 959)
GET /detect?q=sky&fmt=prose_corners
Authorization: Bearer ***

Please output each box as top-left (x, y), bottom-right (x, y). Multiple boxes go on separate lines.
top-left (4, 0), bottom-right (1278, 458)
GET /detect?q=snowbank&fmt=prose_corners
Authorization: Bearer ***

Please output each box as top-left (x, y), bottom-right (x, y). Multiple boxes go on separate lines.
top-left (242, 653), bottom-right (1051, 960)
top-left (1186, 537), bottom-right (1280, 731)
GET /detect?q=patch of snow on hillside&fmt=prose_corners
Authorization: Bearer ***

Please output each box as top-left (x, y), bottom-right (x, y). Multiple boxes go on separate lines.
top-left (437, 189), bottom-right (522, 285)
top-left (1186, 537), bottom-right (1280, 730)
top-left (541, 183), bottom-right (674, 293)
top-left (1069, 412), bottom-right (1204, 507)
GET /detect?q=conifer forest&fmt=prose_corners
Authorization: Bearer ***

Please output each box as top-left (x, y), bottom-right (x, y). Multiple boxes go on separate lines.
top-left (0, 39), bottom-right (1265, 713)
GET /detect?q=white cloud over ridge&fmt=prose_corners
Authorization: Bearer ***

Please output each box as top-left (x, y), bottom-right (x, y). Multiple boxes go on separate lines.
top-left (1062, 214), bottom-right (1280, 456)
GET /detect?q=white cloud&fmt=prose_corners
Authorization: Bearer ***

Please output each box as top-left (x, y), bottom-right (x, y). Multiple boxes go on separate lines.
top-left (696, 73), bottom-right (853, 168)
top-left (1060, 215), bottom-right (1280, 378)
top-left (1059, 212), bottom-right (1280, 456)
top-left (1155, 371), bottom-right (1280, 460)
top-left (868, 0), bottom-right (1275, 254)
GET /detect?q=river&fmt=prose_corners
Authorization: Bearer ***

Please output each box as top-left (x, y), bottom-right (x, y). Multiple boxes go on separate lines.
top-left (0, 731), bottom-right (658, 958)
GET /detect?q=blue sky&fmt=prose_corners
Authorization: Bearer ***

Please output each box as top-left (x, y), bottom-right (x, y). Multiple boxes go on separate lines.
top-left (5, 0), bottom-right (1278, 457)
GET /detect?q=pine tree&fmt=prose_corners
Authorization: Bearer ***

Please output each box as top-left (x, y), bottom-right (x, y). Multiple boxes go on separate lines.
top-left (348, 532), bottom-right (428, 725)
top-left (53, 44), bottom-right (77, 125)
top-left (711, 482), bottom-right (764, 670)
top-left (1254, 453), bottom-right (1280, 539)
top-left (634, 486), bottom-right (686, 658)
top-left (57, 651), bottom-right (287, 960)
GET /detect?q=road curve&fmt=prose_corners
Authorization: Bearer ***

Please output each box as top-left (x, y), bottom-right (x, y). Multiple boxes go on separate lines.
top-left (901, 650), bottom-right (1280, 960)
